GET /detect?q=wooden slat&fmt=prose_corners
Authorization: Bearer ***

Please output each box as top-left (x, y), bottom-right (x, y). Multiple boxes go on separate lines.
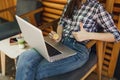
top-left (105, 0), bottom-right (115, 12)
top-left (43, 12), bottom-right (60, 19)
top-left (104, 55), bottom-right (111, 60)
top-left (42, 0), bottom-right (67, 4)
top-left (106, 43), bottom-right (114, 48)
top-left (113, 15), bottom-right (119, 21)
top-left (103, 60), bottom-right (110, 65)
top-left (115, 0), bottom-right (120, 4)
top-left (102, 71), bottom-right (108, 76)
top-left (44, 7), bottom-right (62, 15)
top-left (42, 1), bottom-right (65, 10)
top-left (0, 6), bottom-right (16, 13)
top-left (113, 7), bottom-right (120, 13)
top-left (0, 0), bottom-right (16, 21)
top-left (42, 17), bottom-right (54, 22)
top-left (102, 66), bottom-right (109, 71)
top-left (105, 49), bottom-right (112, 54)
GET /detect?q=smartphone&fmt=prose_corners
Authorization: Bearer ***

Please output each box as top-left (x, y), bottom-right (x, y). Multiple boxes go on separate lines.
top-left (10, 37), bottom-right (18, 45)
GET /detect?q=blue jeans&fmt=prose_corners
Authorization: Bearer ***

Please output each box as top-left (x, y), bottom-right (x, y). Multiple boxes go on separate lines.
top-left (15, 37), bottom-right (90, 80)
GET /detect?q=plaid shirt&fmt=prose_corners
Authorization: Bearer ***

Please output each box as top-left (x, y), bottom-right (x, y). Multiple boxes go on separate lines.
top-left (59, 0), bottom-right (120, 42)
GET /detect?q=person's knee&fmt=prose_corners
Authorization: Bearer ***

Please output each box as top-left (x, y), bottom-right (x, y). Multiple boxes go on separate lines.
top-left (16, 55), bottom-right (36, 72)
top-left (18, 48), bottom-right (39, 60)
top-left (16, 53), bottom-right (29, 69)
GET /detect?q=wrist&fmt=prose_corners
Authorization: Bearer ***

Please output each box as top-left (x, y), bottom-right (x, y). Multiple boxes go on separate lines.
top-left (87, 32), bottom-right (95, 40)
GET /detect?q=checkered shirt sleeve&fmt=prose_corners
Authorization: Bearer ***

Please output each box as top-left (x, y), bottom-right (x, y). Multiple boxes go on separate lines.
top-left (97, 4), bottom-right (120, 42)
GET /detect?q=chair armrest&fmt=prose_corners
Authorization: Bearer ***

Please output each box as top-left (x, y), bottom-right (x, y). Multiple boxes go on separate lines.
top-left (96, 40), bottom-right (103, 58)
top-left (86, 40), bottom-right (103, 68)
top-left (86, 40), bottom-right (96, 49)
top-left (20, 7), bottom-right (43, 26)
top-left (38, 18), bottom-right (60, 31)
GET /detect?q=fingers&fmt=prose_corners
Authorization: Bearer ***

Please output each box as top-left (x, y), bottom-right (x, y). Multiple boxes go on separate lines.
top-left (72, 32), bottom-right (77, 35)
top-left (51, 31), bottom-right (56, 34)
top-left (79, 22), bottom-right (84, 30)
top-left (72, 32), bottom-right (78, 39)
top-left (49, 31), bottom-right (59, 39)
top-left (80, 22), bottom-right (83, 27)
top-left (48, 33), bottom-right (53, 39)
top-left (48, 31), bottom-right (61, 42)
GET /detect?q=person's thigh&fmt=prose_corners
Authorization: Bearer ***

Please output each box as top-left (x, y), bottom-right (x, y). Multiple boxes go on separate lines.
top-left (16, 48), bottom-right (43, 68)
top-left (35, 50), bottom-right (89, 80)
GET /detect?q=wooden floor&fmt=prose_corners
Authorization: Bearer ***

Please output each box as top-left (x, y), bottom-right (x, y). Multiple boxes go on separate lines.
top-left (0, 55), bottom-right (117, 80)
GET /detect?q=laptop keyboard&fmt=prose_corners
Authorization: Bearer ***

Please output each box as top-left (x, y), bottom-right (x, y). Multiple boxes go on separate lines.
top-left (45, 42), bottom-right (62, 57)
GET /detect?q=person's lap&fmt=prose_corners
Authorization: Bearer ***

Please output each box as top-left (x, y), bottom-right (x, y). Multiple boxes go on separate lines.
top-left (16, 38), bottom-right (90, 80)
top-left (36, 50), bottom-right (89, 80)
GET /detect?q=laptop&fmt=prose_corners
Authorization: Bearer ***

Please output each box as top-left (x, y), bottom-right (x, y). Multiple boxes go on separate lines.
top-left (15, 15), bottom-right (76, 62)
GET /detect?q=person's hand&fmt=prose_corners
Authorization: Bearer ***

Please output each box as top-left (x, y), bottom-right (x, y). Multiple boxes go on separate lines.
top-left (49, 31), bottom-right (61, 42)
top-left (72, 22), bottom-right (90, 42)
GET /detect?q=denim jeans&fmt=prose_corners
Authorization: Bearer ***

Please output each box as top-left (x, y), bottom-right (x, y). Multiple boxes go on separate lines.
top-left (15, 37), bottom-right (90, 80)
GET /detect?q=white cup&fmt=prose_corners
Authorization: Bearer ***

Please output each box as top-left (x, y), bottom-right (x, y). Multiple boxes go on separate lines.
top-left (17, 37), bottom-right (25, 49)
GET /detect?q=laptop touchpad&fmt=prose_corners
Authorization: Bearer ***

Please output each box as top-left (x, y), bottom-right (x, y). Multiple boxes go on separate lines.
top-left (45, 42), bottom-right (62, 57)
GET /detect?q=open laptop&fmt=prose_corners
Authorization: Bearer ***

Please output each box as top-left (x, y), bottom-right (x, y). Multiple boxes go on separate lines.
top-left (15, 15), bottom-right (76, 62)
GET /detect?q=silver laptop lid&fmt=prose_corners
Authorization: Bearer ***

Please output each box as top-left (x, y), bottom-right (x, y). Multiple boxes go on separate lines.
top-left (15, 15), bottom-right (51, 61)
